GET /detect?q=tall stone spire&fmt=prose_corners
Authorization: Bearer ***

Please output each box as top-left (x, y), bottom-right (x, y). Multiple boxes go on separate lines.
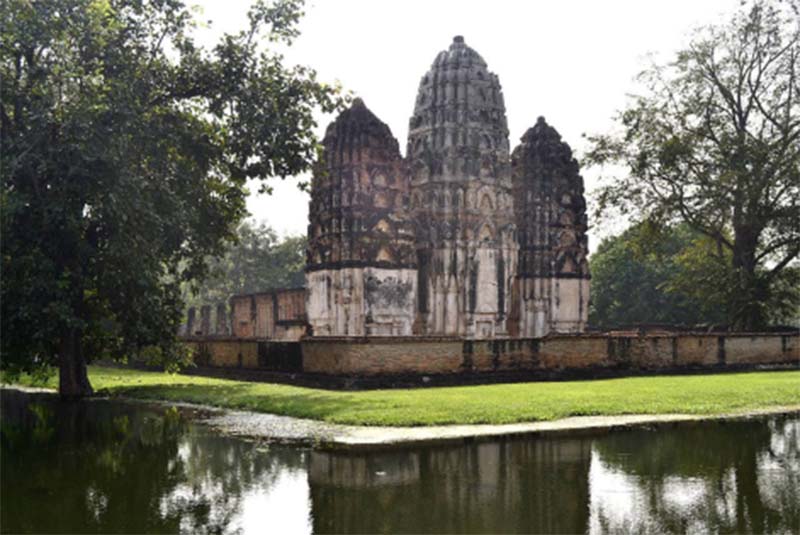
top-left (306, 99), bottom-right (417, 336)
top-left (511, 116), bottom-right (590, 336)
top-left (407, 36), bottom-right (517, 338)
top-left (407, 35), bottom-right (510, 183)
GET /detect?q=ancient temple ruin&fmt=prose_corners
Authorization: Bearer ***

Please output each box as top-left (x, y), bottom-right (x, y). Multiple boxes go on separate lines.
top-left (181, 36), bottom-right (798, 379)
top-left (188, 36), bottom-right (591, 343)
top-left (306, 36), bottom-right (589, 339)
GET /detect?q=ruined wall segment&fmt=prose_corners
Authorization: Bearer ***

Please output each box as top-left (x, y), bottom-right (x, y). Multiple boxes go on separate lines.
top-left (407, 36), bottom-right (517, 338)
top-left (229, 288), bottom-right (306, 340)
top-left (511, 117), bottom-right (590, 336)
top-left (306, 99), bottom-right (417, 336)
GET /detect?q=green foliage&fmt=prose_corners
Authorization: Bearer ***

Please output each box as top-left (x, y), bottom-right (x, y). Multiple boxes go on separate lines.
top-left (184, 221), bottom-right (306, 308)
top-left (0, 0), bottom-right (344, 395)
top-left (589, 223), bottom-right (732, 329)
top-left (5, 366), bottom-right (800, 426)
top-left (590, 223), bottom-right (800, 329)
top-left (585, 0), bottom-right (800, 329)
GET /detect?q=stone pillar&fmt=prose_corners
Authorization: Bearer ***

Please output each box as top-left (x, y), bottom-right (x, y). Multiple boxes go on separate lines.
top-left (200, 305), bottom-right (211, 337)
top-left (216, 302), bottom-right (229, 336)
top-left (186, 307), bottom-right (196, 336)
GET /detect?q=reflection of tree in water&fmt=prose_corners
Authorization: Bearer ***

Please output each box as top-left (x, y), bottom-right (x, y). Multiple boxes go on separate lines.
top-left (161, 427), bottom-right (305, 533)
top-left (0, 390), bottom-right (304, 534)
top-left (4, 389), bottom-right (796, 534)
top-left (309, 437), bottom-right (593, 534)
top-left (590, 416), bottom-right (800, 534)
top-left (2, 390), bottom-right (186, 533)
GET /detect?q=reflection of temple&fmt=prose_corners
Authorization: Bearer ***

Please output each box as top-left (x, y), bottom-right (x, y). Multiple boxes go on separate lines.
top-left (305, 36), bottom-right (590, 339)
top-left (308, 437), bottom-right (592, 533)
top-left (5, 387), bottom-right (797, 534)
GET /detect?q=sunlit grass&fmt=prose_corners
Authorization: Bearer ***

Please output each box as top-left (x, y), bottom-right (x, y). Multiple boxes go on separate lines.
top-left (4, 366), bottom-right (799, 426)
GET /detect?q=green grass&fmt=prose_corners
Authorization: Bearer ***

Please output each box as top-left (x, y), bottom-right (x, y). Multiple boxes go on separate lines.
top-left (4, 366), bottom-right (799, 426)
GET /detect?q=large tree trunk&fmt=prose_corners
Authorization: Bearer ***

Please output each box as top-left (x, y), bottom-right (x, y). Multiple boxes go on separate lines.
top-left (59, 327), bottom-right (93, 399)
top-left (731, 226), bottom-right (766, 331)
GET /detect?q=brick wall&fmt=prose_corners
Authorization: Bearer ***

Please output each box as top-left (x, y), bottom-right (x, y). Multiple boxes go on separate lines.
top-left (300, 332), bottom-right (799, 376)
top-left (227, 288), bottom-right (306, 341)
top-left (301, 337), bottom-right (464, 375)
top-left (191, 339), bottom-right (259, 368)
top-left (186, 331), bottom-right (798, 377)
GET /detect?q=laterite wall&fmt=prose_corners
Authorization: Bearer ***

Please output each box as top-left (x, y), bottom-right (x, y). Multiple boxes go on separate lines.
top-left (301, 337), bottom-right (464, 375)
top-left (300, 332), bottom-right (799, 375)
top-left (186, 339), bottom-right (259, 368)
top-left (184, 332), bottom-right (798, 376)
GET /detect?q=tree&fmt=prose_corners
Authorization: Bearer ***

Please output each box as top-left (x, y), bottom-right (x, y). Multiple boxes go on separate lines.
top-left (590, 223), bottom-right (800, 330)
top-left (184, 221), bottom-right (306, 308)
top-left (1, 0), bottom-right (344, 397)
top-left (589, 223), bottom-right (731, 329)
top-left (586, 0), bottom-right (800, 330)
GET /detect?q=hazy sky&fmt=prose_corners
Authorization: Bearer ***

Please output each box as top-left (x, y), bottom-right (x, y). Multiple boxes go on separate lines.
top-left (193, 0), bottom-right (739, 248)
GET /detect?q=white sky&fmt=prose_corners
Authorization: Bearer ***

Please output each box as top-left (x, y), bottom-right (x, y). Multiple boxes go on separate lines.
top-left (193, 0), bottom-right (739, 249)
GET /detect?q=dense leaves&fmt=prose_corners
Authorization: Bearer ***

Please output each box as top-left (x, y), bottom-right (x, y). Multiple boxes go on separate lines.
top-left (184, 221), bottom-right (306, 308)
top-left (586, 0), bottom-right (800, 329)
top-left (0, 0), bottom-right (344, 396)
top-left (589, 224), bottom-right (729, 329)
top-left (589, 223), bottom-right (800, 330)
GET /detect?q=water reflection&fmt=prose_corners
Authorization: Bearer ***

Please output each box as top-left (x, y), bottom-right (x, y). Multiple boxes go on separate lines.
top-left (589, 419), bottom-right (800, 534)
top-left (2, 389), bottom-right (798, 534)
top-left (309, 440), bottom-right (591, 534)
top-left (1, 390), bottom-right (310, 534)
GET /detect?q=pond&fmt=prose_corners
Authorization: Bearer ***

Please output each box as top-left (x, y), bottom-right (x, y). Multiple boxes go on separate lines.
top-left (1, 389), bottom-right (798, 534)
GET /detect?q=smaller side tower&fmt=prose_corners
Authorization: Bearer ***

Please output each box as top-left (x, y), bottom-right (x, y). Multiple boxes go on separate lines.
top-left (305, 99), bottom-right (417, 336)
top-left (511, 117), bottom-right (590, 337)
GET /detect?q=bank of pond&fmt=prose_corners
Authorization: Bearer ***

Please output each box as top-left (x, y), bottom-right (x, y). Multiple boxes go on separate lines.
top-left (1, 388), bottom-right (798, 534)
top-left (5, 366), bottom-right (800, 426)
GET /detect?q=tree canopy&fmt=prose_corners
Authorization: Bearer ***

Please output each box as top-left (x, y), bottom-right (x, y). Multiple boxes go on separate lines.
top-left (589, 222), bottom-right (799, 330)
top-left (1, 0), bottom-right (344, 396)
top-left (586, 0), bottom-right (800, 330)
top-left (589, 224), bottom-right (728, 329)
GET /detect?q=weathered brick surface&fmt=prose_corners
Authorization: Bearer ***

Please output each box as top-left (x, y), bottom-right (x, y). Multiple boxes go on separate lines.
top-left (724, 334), bottom-right (792, 364)
top-left (302, 338), bottom-right (463, 375)
top-left (228, 289), bottom-right (306, 341)
top-left (189, 332), bottom-right (798, 377)
top-left (195, 339), bottom-right (258, 368)
top-left (538, 337), bottom-right (607, 369)
top-left (299, 332), bottom-right (799, 376)
top-left (674, 335), bottom-right (720, 366)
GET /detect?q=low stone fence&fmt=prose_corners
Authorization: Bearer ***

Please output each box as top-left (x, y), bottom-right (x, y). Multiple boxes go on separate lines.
top-left (183, 331), bottom-right (798, 379)
top-left (185, 337), bottom-right (301, 372)
top-left (301, 332), bottom-right (799, 375)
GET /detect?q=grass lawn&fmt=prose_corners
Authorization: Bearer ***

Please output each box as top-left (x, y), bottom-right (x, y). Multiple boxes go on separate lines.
top-left (4, 365), bottom-right (800, 426)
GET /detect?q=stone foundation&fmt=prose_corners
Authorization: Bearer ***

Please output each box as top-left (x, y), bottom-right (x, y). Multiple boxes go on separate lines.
top-left (306, 268), bottom-right (417, 337)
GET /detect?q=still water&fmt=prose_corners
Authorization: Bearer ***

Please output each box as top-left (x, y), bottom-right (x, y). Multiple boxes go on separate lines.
top-left (1, 389), bottom-right (798, 534)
